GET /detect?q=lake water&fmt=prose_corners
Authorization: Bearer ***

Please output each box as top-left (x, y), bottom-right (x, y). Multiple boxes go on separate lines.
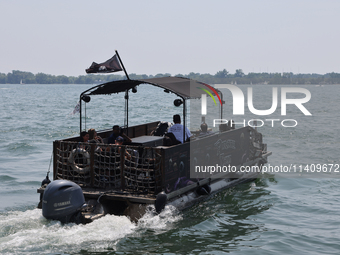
top-left (0, 83), bottom-right (340, 254)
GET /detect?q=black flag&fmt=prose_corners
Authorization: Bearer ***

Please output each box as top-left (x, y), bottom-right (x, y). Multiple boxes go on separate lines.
top-left (86, 54), bottom-right (123, 73)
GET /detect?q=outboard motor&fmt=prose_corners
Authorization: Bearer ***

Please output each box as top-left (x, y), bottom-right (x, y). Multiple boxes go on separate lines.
top-left (42, 180), bottom-right (85, 223)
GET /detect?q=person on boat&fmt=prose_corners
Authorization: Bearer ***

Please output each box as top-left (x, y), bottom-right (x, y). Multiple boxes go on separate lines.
top-left (199, 122), bottom-right (213, 136)
top-left (200, 122), bottom-right (208, 133)
top-left (168, 114), bottom-right (191, 143)
top-left (114, 136), bottom-right (131, 161)
top-left (80, 131), bottom-right (89, 143)
top-left (78, 131), bottom-right (90, 150)
top-left (151, 121), bottom-right (172, 136)
top-left (107, 125), bottom-right (131, 144)
top-left (88, 128), bottom-right (104, 143)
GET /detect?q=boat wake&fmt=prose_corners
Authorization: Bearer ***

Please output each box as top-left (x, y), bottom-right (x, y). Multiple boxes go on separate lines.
top-left (137, 205), bottom-right (183, 231)
top-left (0, 205), bottom-right (182, 254)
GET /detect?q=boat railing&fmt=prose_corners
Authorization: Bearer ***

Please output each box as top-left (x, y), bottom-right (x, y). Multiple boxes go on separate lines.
top-left (53, 141), bottom-right (163, 195)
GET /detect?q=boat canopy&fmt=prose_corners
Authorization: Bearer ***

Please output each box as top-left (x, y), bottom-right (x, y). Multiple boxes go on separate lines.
top-left (81, 76), bottom-right (222, 100)
top-left (79, 76), bottom-right (224, 133)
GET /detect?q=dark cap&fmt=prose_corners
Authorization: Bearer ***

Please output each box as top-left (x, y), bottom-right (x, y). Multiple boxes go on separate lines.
top-left (115, 136), bottom-right (124, 142)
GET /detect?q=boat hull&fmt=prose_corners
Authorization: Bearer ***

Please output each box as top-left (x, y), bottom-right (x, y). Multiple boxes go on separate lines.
top-left (37, 121), bottom-right (271, 223)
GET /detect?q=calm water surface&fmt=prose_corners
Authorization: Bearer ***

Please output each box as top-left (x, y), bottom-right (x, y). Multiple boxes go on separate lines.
top-left (0, 83), bottom-right (339, 254)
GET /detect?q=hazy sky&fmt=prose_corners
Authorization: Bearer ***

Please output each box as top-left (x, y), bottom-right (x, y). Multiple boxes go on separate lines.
top-left (1, 0), bottom-right (339, 76)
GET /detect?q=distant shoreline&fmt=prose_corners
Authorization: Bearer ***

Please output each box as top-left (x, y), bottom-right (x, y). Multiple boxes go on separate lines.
top-left (1, 70), bottom-right (340, 85)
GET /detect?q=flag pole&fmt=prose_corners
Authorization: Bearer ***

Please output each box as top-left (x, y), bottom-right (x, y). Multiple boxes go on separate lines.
top-left (115, 50), bottom-right (130, 134)
top-left (115, 50), bottom-right (130, 80)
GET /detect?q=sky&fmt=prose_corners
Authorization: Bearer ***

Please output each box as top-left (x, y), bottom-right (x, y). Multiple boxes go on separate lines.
top-left (1, 0), bottom-right (339, 76)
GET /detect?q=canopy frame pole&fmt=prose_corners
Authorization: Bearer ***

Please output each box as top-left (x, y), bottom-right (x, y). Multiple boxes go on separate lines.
top-left (124, 90), bottom-right (129, 135)
top-left (219, 91), bottom-right (224, 119)
top-left (79, 96), bottom-right (82, 134)
top-left (183, 99), bottom-right (186, 143)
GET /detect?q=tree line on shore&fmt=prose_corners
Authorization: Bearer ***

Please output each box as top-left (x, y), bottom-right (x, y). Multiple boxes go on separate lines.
top-left (1, 69), bottom-right (340, 85)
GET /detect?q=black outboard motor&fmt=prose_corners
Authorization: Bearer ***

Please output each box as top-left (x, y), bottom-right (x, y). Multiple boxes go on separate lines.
top-left (42, 180), bottom-right (85, 223)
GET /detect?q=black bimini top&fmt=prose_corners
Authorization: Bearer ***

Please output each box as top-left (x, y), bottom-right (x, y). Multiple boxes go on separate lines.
top-left (81, 77), bottom-right (222, 101)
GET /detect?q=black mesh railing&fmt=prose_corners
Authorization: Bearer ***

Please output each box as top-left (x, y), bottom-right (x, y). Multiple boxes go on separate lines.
top-left (54, 141), bottom-right (163, 194)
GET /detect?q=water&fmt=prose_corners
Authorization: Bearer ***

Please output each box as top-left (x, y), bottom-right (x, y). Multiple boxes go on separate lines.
top-left (1, 83), bottom-right (340, 254)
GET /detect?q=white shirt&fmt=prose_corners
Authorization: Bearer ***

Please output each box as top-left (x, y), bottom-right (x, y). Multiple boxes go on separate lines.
top-left (168, 123), bottom-right (191, 143)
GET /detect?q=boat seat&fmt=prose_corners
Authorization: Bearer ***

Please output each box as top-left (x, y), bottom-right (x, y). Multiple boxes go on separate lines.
top-left (163, 132), bottom-right (181, 146)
